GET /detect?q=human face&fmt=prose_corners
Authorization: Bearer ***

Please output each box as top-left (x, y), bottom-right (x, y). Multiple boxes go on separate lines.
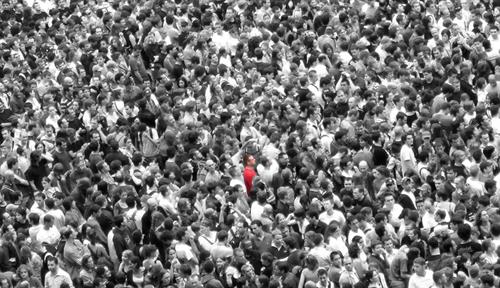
top-left (384, 240), bottom-right (393, 251)
top-left (384, 195), bottom-right (395, 207)
top-left (92, 132), bottom-right (100, 142)
top-left (446, 170), bottom-right (455, 181)
top-left (344, 257), bottom-right (353, 271)
top-left (234, 250), bottom-right (246, 263)
top-left (242, 266), bottom-right (255, 279)
top-left (374, 244), bottom-right (384, 255)
top-left (86, 257), bottom-right (95, 269)
top-left (1, 130), bottom-right (9, 140)
top-left (19, 268), bottom-right (29, 279)
top-left (406, 135), bottom-right (413, 146)
top-left (247, 155), bottom-right (256, 167)
top-left (344, 179), bottom-right (353, 189)
top-left (413, 263), bottom-right (425, 276)
top-left (319, 272), bottom-right (328, 285)
top-left (168, 249), bottom-right (176, 260)
top-left (353, 188), bottom-right (363, 200)
top-left (36, 144), bottom-right (44, 153)
top-left (250, 224), bottom-right (261, 235)
top-left (322, 199), bottom-right (333, 210)
top-left (350, 219), bottom-right (359, 231)
top-left (48, 260), bottom-right (58, 273)
top-left (332, 254), bottom-right (342, 267)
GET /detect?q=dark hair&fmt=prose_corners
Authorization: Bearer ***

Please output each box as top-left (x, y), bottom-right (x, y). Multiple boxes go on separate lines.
top-left (82, 255), bottom-right (93, 269)
top-left (46, 255), bottom-right (59, 265)
top-left (457, 224), bottom-right (471, 241)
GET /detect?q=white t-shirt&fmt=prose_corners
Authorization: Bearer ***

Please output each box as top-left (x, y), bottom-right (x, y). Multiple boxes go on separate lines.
top-left (36, 226), bottom-right (61, 246)
top-left (408, 270), bottom-right (434, 288)
top-left (250, 202), bottom-right (265, 221)
top-left (400, 144), bottom-right (416, 175)
top-left (319, 210), bottom-right (346, 227)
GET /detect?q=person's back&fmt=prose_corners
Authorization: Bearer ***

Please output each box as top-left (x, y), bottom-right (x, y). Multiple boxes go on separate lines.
top-left (210, 231), bottom-right (233, 260)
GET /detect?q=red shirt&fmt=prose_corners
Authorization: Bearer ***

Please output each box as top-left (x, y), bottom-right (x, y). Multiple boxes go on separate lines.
top-left (243, 166), bottom-right (257, 197)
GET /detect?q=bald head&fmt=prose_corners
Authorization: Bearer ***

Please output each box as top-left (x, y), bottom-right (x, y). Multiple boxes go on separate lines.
top-left (359, 161), bottom-right (368, 170)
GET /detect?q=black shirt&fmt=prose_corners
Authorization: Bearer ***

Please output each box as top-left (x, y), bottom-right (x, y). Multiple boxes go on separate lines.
top-left (25, 160), bottom-right (49, 191)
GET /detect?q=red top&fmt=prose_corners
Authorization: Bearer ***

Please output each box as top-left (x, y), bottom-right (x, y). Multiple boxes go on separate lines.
top-left (243, 166), bottom-right (257, 197)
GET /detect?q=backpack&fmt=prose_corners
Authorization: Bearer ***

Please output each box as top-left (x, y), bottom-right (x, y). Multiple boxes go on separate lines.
top-left (125, 210), bottom-right (139, 234)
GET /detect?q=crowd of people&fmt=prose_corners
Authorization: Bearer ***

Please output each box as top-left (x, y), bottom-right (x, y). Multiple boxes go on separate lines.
top-left (2, 0), bottom-right (500, 287)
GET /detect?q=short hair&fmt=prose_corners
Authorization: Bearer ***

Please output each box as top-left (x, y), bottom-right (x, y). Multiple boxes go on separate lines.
top-left (330, 250), bottom-right (343, 261)
top-left (317, 268), bottom-right (328, 276)
top-left (28, 213), bottom-right (40, 225)
top-left (202, 260), bottom-right (215, 274)
top-left (43, 214), bottom-right (54, 224)
top-left (457, 223), bottom-right (471, 241)
top-left (435, 209), bottom-right (446, 220)
top-left (251, 220), bottom-right (263, 227)
top-left (216, 230), bottom-right (228, 242)
top-left (480, 274), bottom-right (495, 287)
top-left (46, 255), bottom-right (59, 265)
top-left (413, 257), bottom-right (426, 266)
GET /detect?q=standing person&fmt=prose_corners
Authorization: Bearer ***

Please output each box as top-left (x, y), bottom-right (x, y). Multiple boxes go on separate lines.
top-left (35, 215), bottom-right (60, 248)
top-left (243, 154), bottom-right (257, 198)
top-left (62, 226), bottom-right (90, 279)
top-left (128, 45), bottom-right (149, 85)
top-left (400, 134), bottom-right (416, 176)
top-left (44, 256), bottom-right (73, 288)
top-left (339, 257), bottom-right (360, 288)
top-left (107, 216), bottom-right (128, 272)
top-left (25, 151), bottom-right (50, 192)
top-left (408, 257), bottom-right (433, 288)
top-left (298, 255), bottom-right (320, 288)
top-left (316, 268), bottom-right (335, 288)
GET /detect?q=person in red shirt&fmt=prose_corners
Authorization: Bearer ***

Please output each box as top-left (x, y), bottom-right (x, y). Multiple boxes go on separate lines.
top-left (243, 154), bottom-right (257, 198)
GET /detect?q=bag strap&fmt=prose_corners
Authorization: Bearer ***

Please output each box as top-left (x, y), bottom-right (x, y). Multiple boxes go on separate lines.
top-left (198, 234), bottom-right (214, 245)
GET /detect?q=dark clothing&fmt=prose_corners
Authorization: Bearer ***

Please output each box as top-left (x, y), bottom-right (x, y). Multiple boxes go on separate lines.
top-left (52, 150), bottom-right (72, 173)
top-left (286, 249), bottom-right (303, 267)
top-left (97, 208), bottom-right (114, 235)
top-left (111, 228), bottom-right (128, 263)
top-left (25, 161), bottom-right (49, 191)
top-left (0, 244), bottom-right (12, 272)
top-left (282, 272), bottom-right (300, 288)
top-left (104, 150), bottom-right (129, 166)
top-left (164, 161), bottom-right (181, 181)
top-left (427, 254), bottom-right (441, 272)
top-left (200, 274), bottom-right (224, 288)
top-left (268, 244), bottom-right (288, 260)
top-left (305, 221), bottom-right (328, 234)
top-left (398, 193), bottom-right (417, 210)
top-left (353, 195), bottom-right (373, 209)
top-left (372, 145), bottom-right (389, 166)
top-left (142, 209), bottom-right (153, 244)
top-left (457, 241), bottom-right (482, 256)
top-left (250, 233), bottom-right (272, 254)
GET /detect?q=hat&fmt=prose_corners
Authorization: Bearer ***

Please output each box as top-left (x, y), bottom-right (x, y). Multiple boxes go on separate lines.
top-left (421, 130), bottom-right (431, 139)
top-left (221, 81), bottom-right (233, 91)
